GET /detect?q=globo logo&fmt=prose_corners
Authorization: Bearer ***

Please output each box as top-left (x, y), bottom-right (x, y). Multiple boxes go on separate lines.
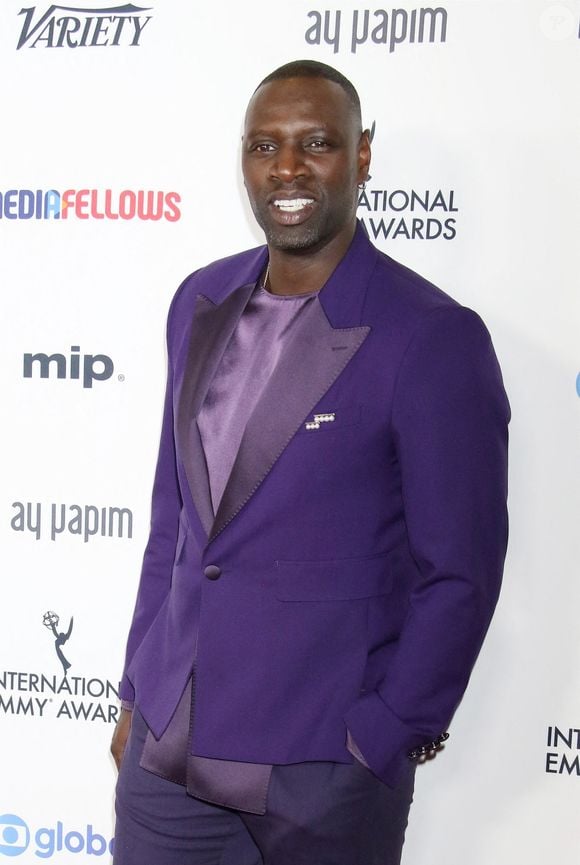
top-left (0, 815), bottom-right (29, 857)
top-left (0, 814), bottom-right (113, 858)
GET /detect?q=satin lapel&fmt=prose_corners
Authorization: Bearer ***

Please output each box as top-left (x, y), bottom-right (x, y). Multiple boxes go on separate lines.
top-left (211, 297), bottom-right (370, 541)
top-left (176, 283), bottom-right (256, 536)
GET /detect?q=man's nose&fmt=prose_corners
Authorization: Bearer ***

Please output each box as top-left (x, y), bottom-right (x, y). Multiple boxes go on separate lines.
top-left (270, 144), bottom-right (307, 182)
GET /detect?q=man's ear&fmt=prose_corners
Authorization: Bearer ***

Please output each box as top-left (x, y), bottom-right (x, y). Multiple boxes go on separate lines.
top-left (358, 129), bottom-right (372, 184)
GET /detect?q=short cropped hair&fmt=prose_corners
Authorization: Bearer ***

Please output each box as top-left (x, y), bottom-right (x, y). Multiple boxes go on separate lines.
top-left (255, 60), bottom-right (362, 130)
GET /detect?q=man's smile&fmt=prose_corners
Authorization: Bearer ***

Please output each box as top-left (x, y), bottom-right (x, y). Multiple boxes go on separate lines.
top-left (267, 195), bottom-right (316, 225)
top-left (272, 197), bottom-right (314, 212)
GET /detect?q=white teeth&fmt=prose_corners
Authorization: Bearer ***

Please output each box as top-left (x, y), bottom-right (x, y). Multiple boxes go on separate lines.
top-left (273, 198), bottom-right (313, 211)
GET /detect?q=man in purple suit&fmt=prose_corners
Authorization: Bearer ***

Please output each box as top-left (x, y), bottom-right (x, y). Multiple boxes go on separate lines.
top-left (111, 60), bottom-right (509, 864)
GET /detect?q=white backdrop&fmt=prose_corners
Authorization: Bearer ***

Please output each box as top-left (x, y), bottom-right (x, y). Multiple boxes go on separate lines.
top-left (1, 0), bottom-right (579, 862)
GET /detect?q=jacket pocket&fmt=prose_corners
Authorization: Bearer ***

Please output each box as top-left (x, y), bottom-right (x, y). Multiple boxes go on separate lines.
top-left (275, 552), bottom-right (394, 602)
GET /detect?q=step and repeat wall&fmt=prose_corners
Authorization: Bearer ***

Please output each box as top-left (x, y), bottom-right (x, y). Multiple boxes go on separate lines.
top-left (1, 1), bottom-right (578, 862)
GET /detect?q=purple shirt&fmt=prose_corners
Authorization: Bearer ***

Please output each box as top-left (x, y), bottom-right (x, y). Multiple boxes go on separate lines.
top-left (197, 284), bottom-right (318, 514)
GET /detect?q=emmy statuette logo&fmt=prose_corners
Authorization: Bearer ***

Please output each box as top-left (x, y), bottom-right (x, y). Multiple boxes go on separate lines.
top-left (42, 611), bottom-right (73, 676)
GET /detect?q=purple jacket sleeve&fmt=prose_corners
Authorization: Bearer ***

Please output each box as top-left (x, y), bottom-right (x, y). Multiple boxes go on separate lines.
top-left (118, 294), bottom-right (183, 703)
top-left (344, 306), bottom-right (510, 786)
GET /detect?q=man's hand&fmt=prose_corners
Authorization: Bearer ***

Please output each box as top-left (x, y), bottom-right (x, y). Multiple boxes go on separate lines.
top-left (111, 708), bottom-right (133, 770)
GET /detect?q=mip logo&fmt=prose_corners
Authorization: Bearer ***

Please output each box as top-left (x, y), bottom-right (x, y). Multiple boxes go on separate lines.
top-left (16, 4), bottom-right (152, 50)
top-left (23, 345), bottom-right (116, 388)
top-left (0, 815), bottom-right (29, 857)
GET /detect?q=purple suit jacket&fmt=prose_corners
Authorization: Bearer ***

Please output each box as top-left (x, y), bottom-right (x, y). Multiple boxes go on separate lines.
top-left (120, 223), bottom-right (509, 788)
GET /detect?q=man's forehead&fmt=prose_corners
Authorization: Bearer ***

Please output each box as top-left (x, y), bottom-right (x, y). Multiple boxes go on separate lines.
top-left (245, 77), bottom-right (355, 129)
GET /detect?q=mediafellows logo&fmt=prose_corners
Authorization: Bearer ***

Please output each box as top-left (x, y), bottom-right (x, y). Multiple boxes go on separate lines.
top-left (0, 813), bottom-right (113, 858)
top-left (0, 188), bottom-right (181, 221)
top-left (304, 5), bottom-right (447, 54)
top-left (16, 3), bottom-right (152, 50)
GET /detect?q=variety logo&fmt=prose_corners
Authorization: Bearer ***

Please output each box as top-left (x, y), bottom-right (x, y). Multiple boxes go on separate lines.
top-left (545, 725), bottom-right (580, 776)
top-left (305, 5), bottom-right (447, 54)
top-left (0, 813), bottom-right (113, 858)
top-left (23, 345), bottom-right (115, 388)
top-left (357, 124), bottom-right (458, 241)
top-left (16, 3), bottom-right (152, 50)
top-left (10, 500), bottom-right (134, 542)
top-left (0, 188), bottom-right (181, 221)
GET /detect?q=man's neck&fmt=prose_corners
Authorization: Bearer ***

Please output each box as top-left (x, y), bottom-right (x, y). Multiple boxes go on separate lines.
top-left (266, 221), bottom-right (356, 296)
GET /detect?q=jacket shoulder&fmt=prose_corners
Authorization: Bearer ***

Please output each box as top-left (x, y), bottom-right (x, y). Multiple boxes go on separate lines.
top-left (362, 256), bottom-right (501, 390)
top-left (370, 248), bottom-right (460, 318)
top-left (173, 245), bottom-right (267, 311)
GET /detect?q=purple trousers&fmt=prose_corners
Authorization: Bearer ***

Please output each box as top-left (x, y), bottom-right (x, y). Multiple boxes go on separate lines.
top-left (113, 708), bottom-right (415, 865)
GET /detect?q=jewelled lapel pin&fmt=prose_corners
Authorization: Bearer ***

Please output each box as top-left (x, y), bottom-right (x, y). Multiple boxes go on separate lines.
top-left (304, 412), bottom-right (336, 431)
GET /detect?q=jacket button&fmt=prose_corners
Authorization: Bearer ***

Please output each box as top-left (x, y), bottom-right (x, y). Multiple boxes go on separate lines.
top-left (204, 564), bottom-right (221, 581)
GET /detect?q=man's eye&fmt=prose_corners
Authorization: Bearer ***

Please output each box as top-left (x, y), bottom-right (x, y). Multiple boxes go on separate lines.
top-left (308, 140), bottom-right (329, 150)
top-left (253, 143), bottom-right (275, 153)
